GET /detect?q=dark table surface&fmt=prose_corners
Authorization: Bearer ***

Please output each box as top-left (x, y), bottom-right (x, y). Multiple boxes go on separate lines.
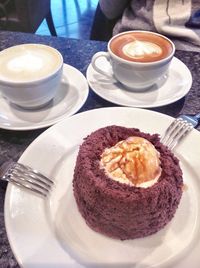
top-left (0, 30), bottom-right (200, 267)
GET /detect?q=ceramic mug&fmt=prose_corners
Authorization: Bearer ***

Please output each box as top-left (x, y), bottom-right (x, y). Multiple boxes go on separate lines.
top-left (0, 44), bottom-right (63, 109)
top-left (91, 31), bottom-right (175, 90)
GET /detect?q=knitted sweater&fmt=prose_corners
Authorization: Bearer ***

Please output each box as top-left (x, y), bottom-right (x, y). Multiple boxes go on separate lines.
top-left (99, 0), bottom-right (200, 52)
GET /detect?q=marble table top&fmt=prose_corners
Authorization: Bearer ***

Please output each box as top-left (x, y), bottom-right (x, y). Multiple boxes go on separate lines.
top-left (0, 30), bottom-right (200, 267)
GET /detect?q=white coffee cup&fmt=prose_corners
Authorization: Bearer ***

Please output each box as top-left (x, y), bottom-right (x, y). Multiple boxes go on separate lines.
top-left (91, 31), bottom-right (175, 90)
top-left (0, 44), bottom-right (63, 109)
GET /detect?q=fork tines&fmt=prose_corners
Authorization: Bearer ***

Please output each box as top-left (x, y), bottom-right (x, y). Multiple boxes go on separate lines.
top-left (160, 118), bottom-right (194, 150)
top-left (3, 162), bottom-right (54, 197)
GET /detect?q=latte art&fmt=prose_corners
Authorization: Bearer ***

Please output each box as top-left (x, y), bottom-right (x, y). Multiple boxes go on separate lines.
top-left (0, 44), bottom-right (62, 82)
top-left (7, 53), bottom-right (44, 73)
top-left (122, 40), bottom-right (162, 59)
top-left (110, 32), bottom-right (173, 63)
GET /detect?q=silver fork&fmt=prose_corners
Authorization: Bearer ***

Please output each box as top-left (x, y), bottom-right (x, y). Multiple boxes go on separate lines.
top-left (0, 161), bottom-right (54, 198)
top-left (160, 113), bottom-right (200, 150)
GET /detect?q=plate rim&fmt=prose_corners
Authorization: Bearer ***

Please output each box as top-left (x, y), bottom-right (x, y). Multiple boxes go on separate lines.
top-left (86, 57), bottom-right (192, 108)
top-left (0, 63), bottom-right (89, 131)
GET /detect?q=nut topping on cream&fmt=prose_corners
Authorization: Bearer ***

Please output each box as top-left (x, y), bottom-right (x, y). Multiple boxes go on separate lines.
top-left (100, 136), bottom-right (162, 188)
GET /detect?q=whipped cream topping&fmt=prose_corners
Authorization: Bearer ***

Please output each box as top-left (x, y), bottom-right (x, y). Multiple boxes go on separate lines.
top-left (100, 136), bottom-right (162, 188)
top-left (122, 40), bottom-right (162, 59)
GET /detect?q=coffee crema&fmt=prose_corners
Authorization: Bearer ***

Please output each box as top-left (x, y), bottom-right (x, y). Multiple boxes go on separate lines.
top-left (110, 32), bottom-right (173, 63)
top-left (0, 44), bottom-right (62, 82)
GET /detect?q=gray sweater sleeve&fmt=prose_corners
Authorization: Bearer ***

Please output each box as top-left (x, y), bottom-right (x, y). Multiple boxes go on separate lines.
top-left (99, 0), bottom-right (129, 19)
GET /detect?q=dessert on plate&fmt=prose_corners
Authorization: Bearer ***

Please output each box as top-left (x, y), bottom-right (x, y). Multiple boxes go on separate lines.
top-left (73, 125), bottom-right (183, 240)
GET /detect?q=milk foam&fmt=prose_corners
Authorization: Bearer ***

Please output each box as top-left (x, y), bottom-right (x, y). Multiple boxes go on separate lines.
top-left (122, 40), bottom-right (162, 59)
top-left (7, 53), bottom-right (44, 73)
top-left (0, 44), bottom-right (62, 82)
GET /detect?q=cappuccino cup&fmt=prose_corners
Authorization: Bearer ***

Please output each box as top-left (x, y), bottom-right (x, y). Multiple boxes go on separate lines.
top-left (91, 31), bottom-right (175, 90)
top-left (0, 44), bottom-right (63, 109)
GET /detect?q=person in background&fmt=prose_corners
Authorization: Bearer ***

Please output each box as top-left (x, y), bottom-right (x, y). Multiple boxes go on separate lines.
top-left (90, 0), bottom-right (200, 52)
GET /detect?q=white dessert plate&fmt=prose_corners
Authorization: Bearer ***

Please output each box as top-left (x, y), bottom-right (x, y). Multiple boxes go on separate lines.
top-left (5, 107), bottom-right (200, 268)
top-left (86, 57), bottom-right (192, 108)
top-left (0, 64), bottom-right (89, 131)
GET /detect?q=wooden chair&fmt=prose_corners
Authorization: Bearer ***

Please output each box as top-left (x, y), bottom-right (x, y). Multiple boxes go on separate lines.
top-left (0, 0), bottom-right (57, 36)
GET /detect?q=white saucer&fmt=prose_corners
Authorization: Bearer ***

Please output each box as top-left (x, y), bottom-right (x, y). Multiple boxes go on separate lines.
top-left (86, 57), bottom-right (192, 108)
top-left (0, 64), bottom-right (89, 131)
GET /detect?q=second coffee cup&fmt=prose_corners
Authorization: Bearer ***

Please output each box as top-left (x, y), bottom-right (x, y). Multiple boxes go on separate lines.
top-left (91, 31), bottom-right (175, 90)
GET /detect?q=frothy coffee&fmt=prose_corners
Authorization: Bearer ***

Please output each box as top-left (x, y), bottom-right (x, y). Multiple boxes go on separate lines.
top-left (110, 32), bottom-right (173, 63)
top-left (0, 44), bottom-right (62, 82)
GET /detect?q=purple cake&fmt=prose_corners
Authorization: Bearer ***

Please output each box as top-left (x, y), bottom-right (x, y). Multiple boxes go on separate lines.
top-left (73, 125), bottom-right (183, 240)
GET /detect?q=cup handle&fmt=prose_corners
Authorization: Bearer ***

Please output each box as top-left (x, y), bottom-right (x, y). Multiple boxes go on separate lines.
top-left (91, 52), bottom-right (114, 78)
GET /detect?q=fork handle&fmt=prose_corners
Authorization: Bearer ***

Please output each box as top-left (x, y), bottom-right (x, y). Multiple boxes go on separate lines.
top-left (194, 113), bottom-right (200, 120)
